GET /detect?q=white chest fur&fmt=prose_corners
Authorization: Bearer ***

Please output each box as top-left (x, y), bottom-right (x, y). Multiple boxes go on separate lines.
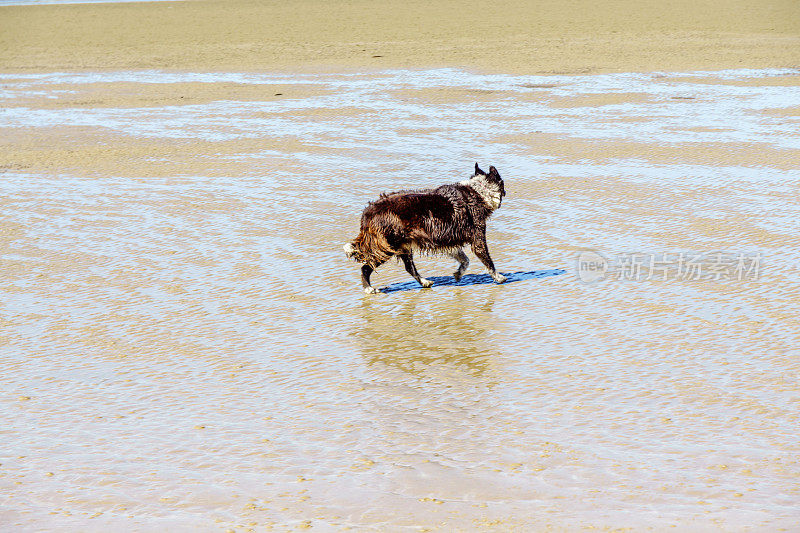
top-left (460, 175), bottom-right (502, 210)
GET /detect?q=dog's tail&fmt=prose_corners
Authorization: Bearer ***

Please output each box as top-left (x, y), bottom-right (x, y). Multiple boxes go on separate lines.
top-left (343, 228), bottom-right (395, 267)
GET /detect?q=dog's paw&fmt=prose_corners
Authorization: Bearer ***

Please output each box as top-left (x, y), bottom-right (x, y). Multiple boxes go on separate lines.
top-left (492, 273), bottom-right (507, 284)
top-left (453, 271), bottom-right (462, 282)
top-left (363, 286), bottom-right (380, 294)
top-left (420, 278), bottom-right (433, 288)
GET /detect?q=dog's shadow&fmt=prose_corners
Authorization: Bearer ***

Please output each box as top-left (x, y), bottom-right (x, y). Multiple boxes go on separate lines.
top-left (381, 269), bottom-right (566, 294)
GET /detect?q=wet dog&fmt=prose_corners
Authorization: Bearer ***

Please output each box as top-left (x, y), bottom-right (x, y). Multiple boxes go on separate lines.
top-left (343, 163), bottom-right (507, 293)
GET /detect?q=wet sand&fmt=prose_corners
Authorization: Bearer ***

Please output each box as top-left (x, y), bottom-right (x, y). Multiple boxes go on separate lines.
top-left (2, 1), bottom-right (800, 531)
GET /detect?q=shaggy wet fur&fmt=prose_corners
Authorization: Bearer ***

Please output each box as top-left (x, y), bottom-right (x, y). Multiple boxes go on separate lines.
top-left (344, 163), bottom-right (507, 293)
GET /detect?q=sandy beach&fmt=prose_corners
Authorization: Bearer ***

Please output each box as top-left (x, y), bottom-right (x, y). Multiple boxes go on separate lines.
top-left (1, 1), bottom-right (799, 531)
top-left (2, 0), bottom-right (799, 74)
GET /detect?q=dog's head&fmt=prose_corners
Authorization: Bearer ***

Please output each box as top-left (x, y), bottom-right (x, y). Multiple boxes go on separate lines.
top-left (474, 162), bottom-right (506, 204)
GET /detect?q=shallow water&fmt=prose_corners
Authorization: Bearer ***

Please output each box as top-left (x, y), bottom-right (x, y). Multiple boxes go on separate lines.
top-left (1, 68), bottom-right (799, 530)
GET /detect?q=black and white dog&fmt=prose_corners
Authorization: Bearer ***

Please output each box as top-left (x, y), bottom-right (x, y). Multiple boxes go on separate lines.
top-left (344, 163), bottom-right (507, 293)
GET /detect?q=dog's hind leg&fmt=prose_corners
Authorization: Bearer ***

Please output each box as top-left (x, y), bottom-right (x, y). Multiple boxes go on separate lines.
top-left (361, 264), bottom-right (382, 294)
top-left (471, 235), bottom-right (506, 284)
top-left (400, 253), bottom-right (433, 288)
top-left (450, 248), bottom-right (469, 282)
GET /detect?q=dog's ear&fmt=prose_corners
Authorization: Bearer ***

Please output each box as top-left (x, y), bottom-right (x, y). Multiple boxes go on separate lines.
top-left (475, 162), bottom-right (486, 176)
top-left (489, 166), bottom-right (499, 177)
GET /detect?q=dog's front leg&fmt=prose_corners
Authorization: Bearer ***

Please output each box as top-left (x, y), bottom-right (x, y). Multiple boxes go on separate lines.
top-left (471, 235), bottom-right (506, 284)
top-left (361, 264), bottom-right (379, 294)
top-left (400, 253), bottom-right (433, 288)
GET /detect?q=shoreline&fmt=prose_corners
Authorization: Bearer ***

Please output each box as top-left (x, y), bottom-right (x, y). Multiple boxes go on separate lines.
top-left (3, 68), bottom-right (798, 180)
top-left (1, 0), bottom-right (798, 75)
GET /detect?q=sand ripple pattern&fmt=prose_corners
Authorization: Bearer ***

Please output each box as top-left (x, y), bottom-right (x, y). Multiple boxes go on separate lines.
top-left (1, 68), bottom-right (799, 530)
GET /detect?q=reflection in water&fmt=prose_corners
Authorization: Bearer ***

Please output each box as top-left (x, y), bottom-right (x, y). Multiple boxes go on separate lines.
top-left (354, 289), bottom-right (499, 377)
